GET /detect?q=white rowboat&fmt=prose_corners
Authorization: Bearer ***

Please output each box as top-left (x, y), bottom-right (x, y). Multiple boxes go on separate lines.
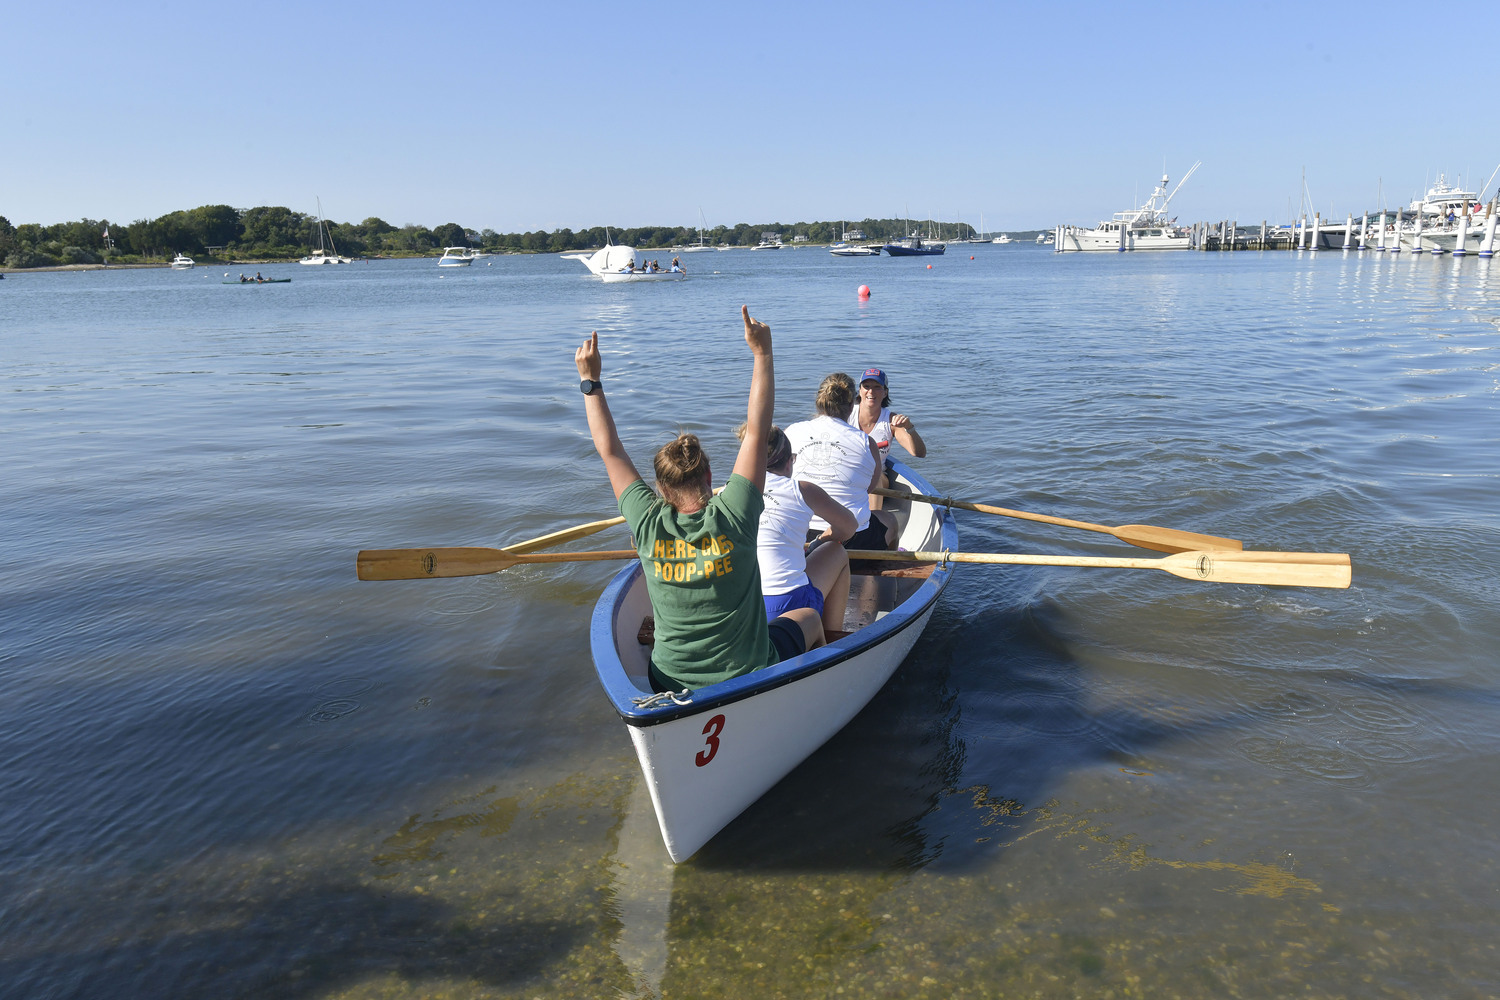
top-left (589, 460), bottom-right (957, 862)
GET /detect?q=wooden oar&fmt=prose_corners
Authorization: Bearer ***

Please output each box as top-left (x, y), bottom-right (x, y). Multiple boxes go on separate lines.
top-left (502, 515), bottom-right (625, 554)
top-left (847, 549), bottom-right (1351, 589)
top-left (357, 547), bottom-right (636, 581)
top-left (360, 544), bottom-right (1351, 590)
top-left (874, 486), bottom-right (1242, 554)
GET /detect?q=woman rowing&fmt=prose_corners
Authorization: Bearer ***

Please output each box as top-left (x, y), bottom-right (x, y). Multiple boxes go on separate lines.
top-left (849, 367), bottom-right (926, 466)
top-left (740, 423), bottom-right (855, 639)
top-left (784, 373), bottom-right (898, 550)
top-left (849, 366), bottom-right (926, 512)
top-left (575, 306), bottom-right (827, 692)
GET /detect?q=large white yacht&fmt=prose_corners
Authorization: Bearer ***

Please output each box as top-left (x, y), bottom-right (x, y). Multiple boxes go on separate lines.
top-left (1398, 175), bottom-right (1487, 253)
top-left (1055, 163), bottom-right (1201, 251)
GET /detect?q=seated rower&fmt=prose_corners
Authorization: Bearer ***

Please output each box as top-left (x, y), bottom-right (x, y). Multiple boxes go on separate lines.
top-left (575, 306), bottom-right (825, 693)
top-left (785, 373), bottom-right (899, 550)
top-left (740, 423), bottom-right (854, 638)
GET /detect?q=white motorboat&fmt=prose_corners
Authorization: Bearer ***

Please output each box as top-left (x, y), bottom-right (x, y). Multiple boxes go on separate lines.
top-left (169, 254), bottom-right (195, 269)
top-left (1055, 162), bottom-right (1200, 251)
top-left (299, 198), bottom-right (352, 265)
top-left (437, 247), bottom-right (475, 267)
top-left (751, 235), bottom-right (784, 250)
top-left (560, 242), bottom-right (687, 282)
top-left (591, 460), bottom-right (957, 862)
top-left (830, 221), bottom-right (882, 256)
top-left (1035, 233), bottom-right (1046, 243)
top-left (992, 234), bottom-right (1012, 244)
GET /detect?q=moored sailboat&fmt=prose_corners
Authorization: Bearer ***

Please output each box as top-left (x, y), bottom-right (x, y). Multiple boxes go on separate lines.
top-left (300, 198), bottom-right (352, 265)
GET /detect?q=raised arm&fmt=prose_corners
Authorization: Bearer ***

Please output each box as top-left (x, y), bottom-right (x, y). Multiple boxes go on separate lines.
top-left (890, 412), bottom-right (927, 458)
top-left (730, 306), bottom-right (775, 490)
top-left (575, 331), bottom-right (643, 500)
top-left (799, 480), bottom-right (858, 543)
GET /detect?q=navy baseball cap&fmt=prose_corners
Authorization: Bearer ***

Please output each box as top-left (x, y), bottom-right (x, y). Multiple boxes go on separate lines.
top-left (860, 367), bottom-right (887, 387)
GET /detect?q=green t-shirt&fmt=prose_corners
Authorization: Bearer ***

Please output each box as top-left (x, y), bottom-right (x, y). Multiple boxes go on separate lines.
top-left (618, 474), bottom-right (777, 690)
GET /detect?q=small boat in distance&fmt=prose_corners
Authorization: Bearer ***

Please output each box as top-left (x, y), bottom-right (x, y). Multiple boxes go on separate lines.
top-left (991, 234), bottom-right (1012, 244)
top-left (300, 198), bottom-right (352, 265)
top-left (437, 247), bottom-right (475, 267)
top-left (830, 221), bottom-right (882, 256)
top-left (884, 235), bottom-right (945, 256)
top-left (591, 460), bottom-right (957, 862)
top-left (751, 233), bottom-right (784, 250)
top-left (560, 240), bottom-right (687, 282)
top-left (680, 210), bottom-right (717, 252)
top-left (170, 254), bottom-right (195, 269)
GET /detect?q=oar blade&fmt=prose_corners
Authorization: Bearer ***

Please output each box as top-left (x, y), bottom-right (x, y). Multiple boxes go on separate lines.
top-left (503, 516), bottom-right (626, 554)
top-left (356, 546), bottom-right (516, 581)
top-left (1112, 524), bottom-right (1244, 554)
top-left (1160, 551), bottom-right (1351, 589)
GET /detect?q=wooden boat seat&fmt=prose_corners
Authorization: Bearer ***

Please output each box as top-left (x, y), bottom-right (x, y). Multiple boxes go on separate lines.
top-left (849, 560), bottom-right (936, 579)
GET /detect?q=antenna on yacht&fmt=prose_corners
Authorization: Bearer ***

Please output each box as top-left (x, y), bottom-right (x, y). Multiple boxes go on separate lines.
top-left (1158, 161), bottom-right (1201, 215)
top-left (1478, 162), bottom-right (1500, 204)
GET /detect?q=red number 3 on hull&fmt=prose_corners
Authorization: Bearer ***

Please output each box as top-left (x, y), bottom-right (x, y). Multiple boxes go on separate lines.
top-left (696, 714), bottom-right (726, 767)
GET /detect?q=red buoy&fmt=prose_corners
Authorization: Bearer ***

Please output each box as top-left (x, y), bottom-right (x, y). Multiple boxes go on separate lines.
top-left (857, 284), bottom-right (870, 299)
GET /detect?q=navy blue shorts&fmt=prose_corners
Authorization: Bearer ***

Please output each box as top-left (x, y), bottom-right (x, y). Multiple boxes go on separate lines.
top-left (767, 615), bottom-right (808, 662)
top-left (843, 519), bottom-right (890, 551)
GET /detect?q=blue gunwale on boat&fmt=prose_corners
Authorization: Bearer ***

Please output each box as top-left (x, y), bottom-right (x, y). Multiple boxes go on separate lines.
top-left (590, 460), bottom-right (958, 726)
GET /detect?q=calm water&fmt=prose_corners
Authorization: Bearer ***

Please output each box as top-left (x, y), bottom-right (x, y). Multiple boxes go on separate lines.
top-left (2, 247), bottom-right (1497, 998)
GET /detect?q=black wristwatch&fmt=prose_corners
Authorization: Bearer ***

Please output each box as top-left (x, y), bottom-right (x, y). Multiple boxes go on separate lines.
top-left (580, 379), bottom-right (602, 395)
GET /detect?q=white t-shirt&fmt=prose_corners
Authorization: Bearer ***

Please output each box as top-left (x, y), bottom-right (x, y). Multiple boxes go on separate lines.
top-left (757, 472), bottom-right (813, 595)
top-left (847, 404), bottom-right (894, 463)
top-left (785, 414), bottom-right (875, 531)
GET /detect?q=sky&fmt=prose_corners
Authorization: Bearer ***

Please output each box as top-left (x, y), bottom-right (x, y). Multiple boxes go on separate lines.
top-left (4, 1), bottom-right (1498, 234)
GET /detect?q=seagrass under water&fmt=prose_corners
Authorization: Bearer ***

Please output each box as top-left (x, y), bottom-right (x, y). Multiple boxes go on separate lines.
top-left (2, 247), bottom-right (1497, 997)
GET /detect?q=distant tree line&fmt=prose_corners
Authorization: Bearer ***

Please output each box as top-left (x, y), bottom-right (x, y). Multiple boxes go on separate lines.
top-left (0, 207), bottom-right (978, 268)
